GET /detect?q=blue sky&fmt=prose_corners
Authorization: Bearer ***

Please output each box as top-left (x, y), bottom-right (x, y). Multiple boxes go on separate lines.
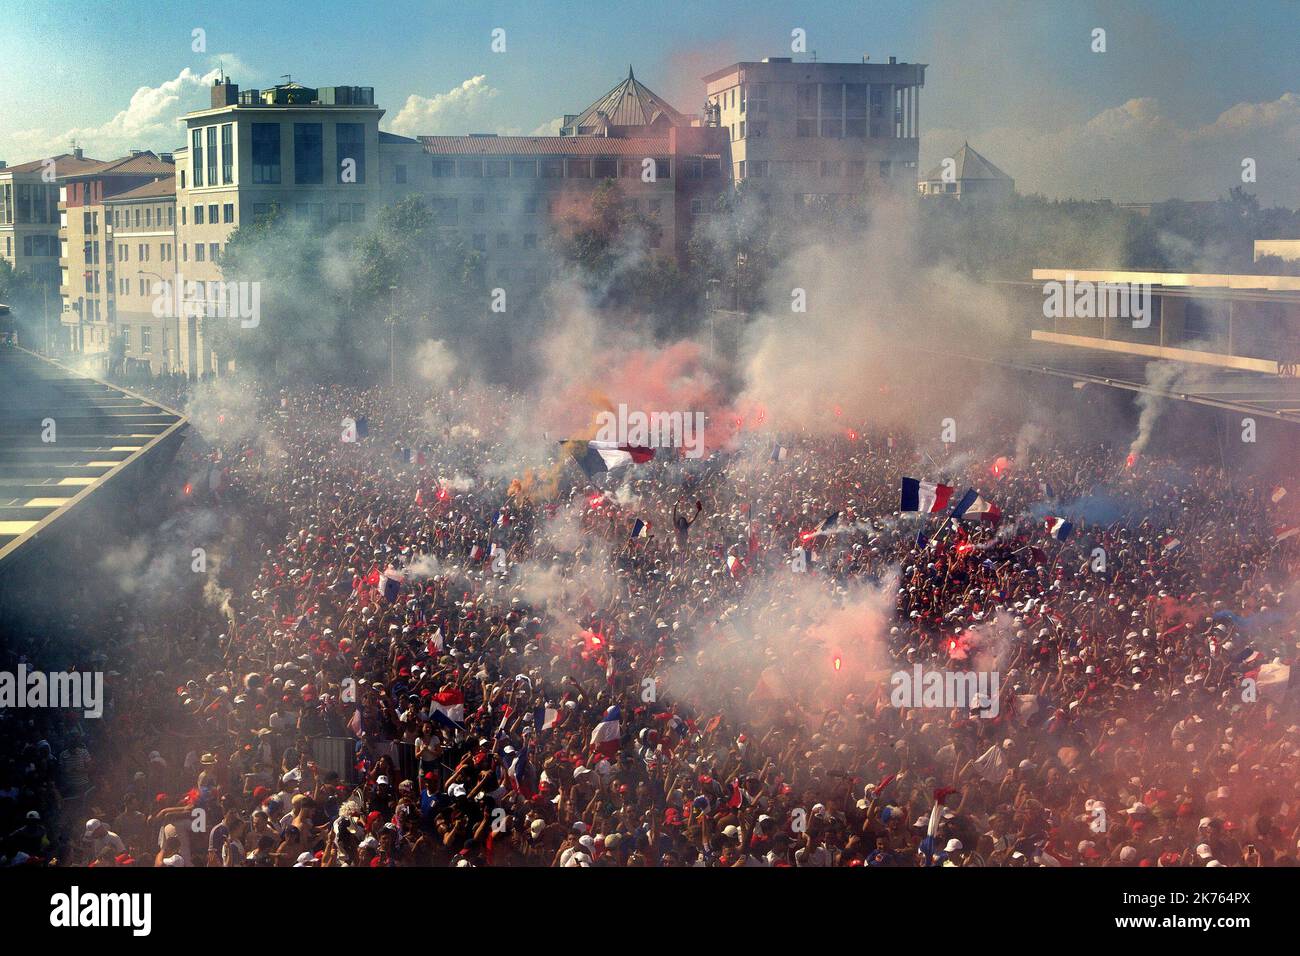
top-left (2, 0), bottom-right (1297, 203)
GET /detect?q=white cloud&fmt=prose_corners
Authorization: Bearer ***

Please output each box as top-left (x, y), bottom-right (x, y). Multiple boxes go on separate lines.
top-left (11, 66), bottom-right (220, 159)
top-left (386, 75), bottom-right (500, 137)
top-left (529, 116), bottom-right (564, 136)
top-left (923, 92), bottom-right (1300, 206)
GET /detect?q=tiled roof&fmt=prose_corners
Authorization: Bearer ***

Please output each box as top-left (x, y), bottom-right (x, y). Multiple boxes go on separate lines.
top-left (2, 153), bottom-right (106, 176)
top-left (105, 177), bottom-right (176, 201)
top-left (419, 136), bottom-right (671, 157)
top-left (86, 153), bottom-right (175, 177)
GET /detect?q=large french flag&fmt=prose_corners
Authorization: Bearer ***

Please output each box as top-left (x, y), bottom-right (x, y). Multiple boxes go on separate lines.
top-left (901, 477), bottom-right (954, 513)
top-left (590, 705), bottom-right (622, 757)
top-left (564, 440), bottom-right (654, 476)
top-left (1044, 517), bottom-right (1073, 541)
top-left (430, 689), bottom-right (466, 730)
top-left (951, 489), bottom-right (1002, 523)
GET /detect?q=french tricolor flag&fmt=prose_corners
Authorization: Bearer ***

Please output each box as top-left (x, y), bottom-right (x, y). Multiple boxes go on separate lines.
top-left (629, 518), bottom-right (649, 540)
top-left (951, 489), bottom-right (1002, 523)
top-left (1045, 517), bottom-right (1073, 541)
top-left (564, 440), bottom-right (654, 476)
top-left (534, 706), bottom-right (559, 731)
top-left (901, 477), bottom-right (954, 514)
top-left (430, 689), bottom-right (466, 730)
top-left (590, 705), bottom-right (622, 757)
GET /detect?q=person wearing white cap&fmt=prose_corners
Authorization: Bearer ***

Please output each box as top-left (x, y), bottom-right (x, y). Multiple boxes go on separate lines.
top-left (83, 818), bottom-right (126, 863)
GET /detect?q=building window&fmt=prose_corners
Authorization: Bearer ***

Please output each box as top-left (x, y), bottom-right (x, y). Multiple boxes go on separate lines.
top-left (208, 204), bottom-right (218, 224)
top-left (472, 196), bottom-right (485, 214)
top-left (182, 244), bottom-right (188, 261)
top-left (820, 160), bottom-right (842, 177)
top-left (394, 164), bottom-right (407, 184)
top-left (472, 234), bottom-right (486, 251)
top-left (145, 207), bottom-right (152, 227)
top-left (540, 158), bottom-right (563, 178)
top-left (648, 198), bottom-right (662, 214)
top-left (593, 157), bottom-right (617, 179)
top-left (495, 232), bottom-right (508, 248)
top-left (458, 159), bottom-right (483, 178)
top-left (511, 159), bottom-right (536, 178)
top-left (192, 128), bottom-right (204, 186)
top-left (222, 203), bottom-right (234, 223)
top-left (221, 123), bottom-right (234, 183)
top-left (251, 123), bottom-right (281, 183)
top-left (485, 160), bottom-right (509, 178)
top-left (336, 122), bottom-right (366, 183)
top-left (167, 206), bottom-right (174, 226)
top-left (194, 205), bottom-right (204, 225)
top-left (207, 126), bottom-right (218, 186)
top-left (209, 242), bottom-right (220, 261)
top-left (141, 326), bottom-right (152, 353)
top-left (294, 123), bottom-right (324, 184)
top-left (846, 84), bottom-right (868, 138)
top-left (120, 325), bottom-right (130, 351)
top-left (751, 83), bottom-right (768, 113)
top-left (566, 159), bottom-right (591, 178)
top-left (181, 207), bottom-right (186, 225)
top-left (690, 199), bottom-right (704, 214)
top-left (431, 159), bottom-right (454, 177)
top-left (750, 160), bottom-right (768, 178)
top-left (195, 244), bottom-right (205, 262)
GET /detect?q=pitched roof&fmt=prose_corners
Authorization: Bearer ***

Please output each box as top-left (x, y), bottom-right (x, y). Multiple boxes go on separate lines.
top-left (86, 152), bottom-right (175, 177)
top-left (921, 143), bottom-right (1012, 183)
top-left (419, 135), bottom-right (671, 157)
top-left (105, 177), bottom-right (176, 201)
top-left (2, 152), bottom-right (106, 176)
top-left (563, 67), bottom-right (686, 133)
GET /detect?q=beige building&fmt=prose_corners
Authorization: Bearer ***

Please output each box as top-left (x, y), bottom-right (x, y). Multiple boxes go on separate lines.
top-left (57, 150), bottom-right (174, 359)
top-left (1, 152), bottom-right (102, 285)
top-left (703, 56), bottom-right (926, 205)
top-left (377, 68), bottom-right (730, 284)
top-left (171, 78), bottom-right (384, 374)
top-left (105, 178), bottom-right (178, 373)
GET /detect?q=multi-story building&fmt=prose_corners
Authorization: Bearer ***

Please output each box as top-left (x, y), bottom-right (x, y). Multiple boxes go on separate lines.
top-left (104, 178), bottom-right (178, 373)
top-left (703, 56), bottom-right (925, 204)
top-left (381, 67), bottom-right (730, 286)
top-left (1, 152), bottom-right (104, 287)
top-left (57, 150), bottom-right (174, 357)
top-left (172, 77), bottom-right (384, 375)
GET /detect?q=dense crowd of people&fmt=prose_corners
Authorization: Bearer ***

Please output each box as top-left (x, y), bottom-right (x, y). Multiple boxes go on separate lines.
top-left (2, 376), bottom-right (1297, 868)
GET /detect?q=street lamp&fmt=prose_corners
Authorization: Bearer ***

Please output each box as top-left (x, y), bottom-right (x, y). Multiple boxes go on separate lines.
top-left (387, 284), bottom-right (398, 387)
top-left (138, 270), bottom-right (175, 374)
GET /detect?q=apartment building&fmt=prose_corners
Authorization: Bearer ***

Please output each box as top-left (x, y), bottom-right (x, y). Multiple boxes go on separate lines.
top-left (0, 151), bottom-right (103, 286)
top-left (703, 56), bottom-right (926, 204)
top-left (170, 78), bottom-right (383, 375)
top-left (105, 179), bottom-right (178, 373)
top-left (57, 150), bottom-right (174, 357)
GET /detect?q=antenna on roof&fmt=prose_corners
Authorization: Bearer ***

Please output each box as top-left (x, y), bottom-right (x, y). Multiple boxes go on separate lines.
top-left (281, 74), bottom-right (292, 85)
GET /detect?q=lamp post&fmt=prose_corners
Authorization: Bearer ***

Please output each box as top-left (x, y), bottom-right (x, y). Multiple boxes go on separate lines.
top-left (387, 284), bottom-right (398, 387)
top-left (138, 269), bottom-right (173, 374)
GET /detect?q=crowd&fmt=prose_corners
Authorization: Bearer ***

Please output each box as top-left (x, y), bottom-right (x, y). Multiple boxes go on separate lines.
top-left (2, 376), bottom-right (1298, 868)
